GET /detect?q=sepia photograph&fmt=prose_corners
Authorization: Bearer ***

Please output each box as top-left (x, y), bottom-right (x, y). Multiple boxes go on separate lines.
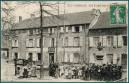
top-left (1, 1), bottom-right (128, 82)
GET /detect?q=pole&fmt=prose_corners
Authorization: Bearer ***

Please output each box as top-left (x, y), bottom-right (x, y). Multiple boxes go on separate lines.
top-left (56, 2), bottom-right (59, 63)
top-left (39, 1), bottom-right (44, 79)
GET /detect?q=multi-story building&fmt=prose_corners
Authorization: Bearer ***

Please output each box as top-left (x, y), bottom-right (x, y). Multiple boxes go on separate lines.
top-left (88, 12), bottom-right (127, 69)
top-left (5, 9), bottom-right (127, 71)
top-left (10, 10), bottom-right (100, 68)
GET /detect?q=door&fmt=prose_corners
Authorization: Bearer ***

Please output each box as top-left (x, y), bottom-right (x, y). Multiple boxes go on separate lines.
top-left (14, 52), bottom-right (18, 59)
top-left (121, 54), bottom-right (127, 69)
top-left (49, 53), bottom-right (54, 64)
top-left (107, 54), bottom-right (113, 64)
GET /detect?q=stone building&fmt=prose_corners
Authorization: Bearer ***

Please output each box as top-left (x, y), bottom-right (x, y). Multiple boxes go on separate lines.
top-left (10, 10), bottom-right (100, 68)
top-left (88, 12), bottom-right (127, 69)
top-left (4, 9), bottom-right (127, 71)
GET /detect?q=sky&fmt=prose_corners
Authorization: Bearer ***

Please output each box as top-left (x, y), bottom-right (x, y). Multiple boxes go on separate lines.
top-left (1, 1), bottom-right (128, 23)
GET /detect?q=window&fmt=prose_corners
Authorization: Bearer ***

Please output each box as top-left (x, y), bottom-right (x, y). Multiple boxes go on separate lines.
top-left (79, 26), bottom-right (82, 32)
top-left (123, 36), bottom-right (127, 46)
top-left (64, 53), bottom-right (70, 62)
top-left (36, 38), bottom-right (41, 47)
top-left (107, 54), bottom-right (113, 64)
top-left (75, 26), bottom-right (79, 32)
top-left (51, 38), bottom-right (55, 47)
top-left (37, 53), bottom-right (41, 61)
top-left (73, 53), bottom-right (80, 63)
top-left (102, 36), bottom-right (107, 47)
top-left (14, 52), bottom-right (18, 59)
top-left (65, 27), bottom-right (69, 32)
top-left (60, 27), bottom-right (64, 33)
top-left (89, 37), bottom-right (94, 47)
top-left (29, 30), bottom-right (33, 35)
top-left (65, 37), bottom-right (68, 46)
top-left (28, 53), bottom-right (33, 61)
top-left (93, 37), bottom-right (99, 46)
top-left (107, 36), bottom-right (113, 46)
top-left (118, 35), bottom-right (123, 47)
top-left (12, 39), bottom-right (18, 47)
top-left (29, 39), bottom-right (33, 47)
top-left (26, 39), bottom-right (34, 47)
top-left (68, 37), bottom-right (73, 46)
top-left (74, 37), bottom-right (80, 46)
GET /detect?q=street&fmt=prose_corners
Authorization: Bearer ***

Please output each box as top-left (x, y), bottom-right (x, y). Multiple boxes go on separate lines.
top-left (1, 59), bottom-right (127, 82)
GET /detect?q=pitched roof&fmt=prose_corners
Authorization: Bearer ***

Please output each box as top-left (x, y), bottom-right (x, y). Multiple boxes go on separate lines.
top-left (90, 12), bottom-right (127, 29)
top-left (14, 11), bottom-right (94, 30)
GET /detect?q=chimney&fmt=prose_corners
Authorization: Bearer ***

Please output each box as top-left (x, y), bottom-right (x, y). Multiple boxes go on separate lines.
top-left (19, 16), bottom-right (22, 22)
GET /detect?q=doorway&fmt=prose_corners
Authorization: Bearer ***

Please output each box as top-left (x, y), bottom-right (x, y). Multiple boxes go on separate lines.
top-left (121, 54), bottom-right (127, 69)
top-left (49, 53), bottom-right (54, 64)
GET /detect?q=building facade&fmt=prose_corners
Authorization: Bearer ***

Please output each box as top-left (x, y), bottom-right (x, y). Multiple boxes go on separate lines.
top-left (5, 10), bottom-right (127, 70)
top-left (9, 10), bottom-right (99, 68)
top-left (88, 12), bottom-right (127, 69)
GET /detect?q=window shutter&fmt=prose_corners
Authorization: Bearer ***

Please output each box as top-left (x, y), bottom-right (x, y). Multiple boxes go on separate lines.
top-left (52, 28), bottom-right (55, 33)
top-left (79, 26), bottom-right (82, 32)
top-left (64, 53), bottom-right (68, 62)
top-left (118, 35), bottom-right (123, 47)
top-left (16, 40), bottom-right (18, 47)
top-left (54, 38), bottom-right (56, 47)
top-left (103, 36), bottom-right (107, 47)
top-left (66, 27), bottom-right (69, 32)
top-left (68, 37), bottom-right (73, 46)
top-left (62, 38), bottom-right (65, 46)
top-left (80, 37), bottom-right (83, 46)
top-left (113, 36), bottom-right (117, 47)
top-left (33, 39), bottom-right (35, 47)
top-left (60, 27), bottom-right (64, 33)
top-left (49, 38), bottom-right (51, 47)
top-left (89, 37), bottom-right (94, 47)
top-left (18, 53), bottom-right (20, 59)
top-left (26, 39), bottom-right (29, 47)
top-left (12, 40), bottom-right (14, 47)
top-left (70, 53), bottom-right (73, 62)
top-left (72, 26), bottom-right (75, 32)
top-left (33, 53), bottom-right (38, 61)
top-left (48, 28), bottom-right (50, 33)
top-left (36, 38), bottom-right (40, 47)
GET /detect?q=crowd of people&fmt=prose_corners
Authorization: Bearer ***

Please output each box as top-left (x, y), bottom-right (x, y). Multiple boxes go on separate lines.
top-left (49, 63), bottom-right (122, 81)
top-left (15, 58), bottom-right (122, 81)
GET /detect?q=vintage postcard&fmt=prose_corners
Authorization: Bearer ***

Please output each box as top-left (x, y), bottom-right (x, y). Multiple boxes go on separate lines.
top-left (1, 1), bottom-right (128, 82)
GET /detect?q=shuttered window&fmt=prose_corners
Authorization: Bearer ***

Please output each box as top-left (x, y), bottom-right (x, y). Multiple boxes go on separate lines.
top-left (60, 27), bottom-right (64, 33)
top-left (12, 39), bottom-right (18, 47)
top-left (113, 36), bottom-right (117, 47)
top-left (79, 26), bottom-right (82, 32)
top-left (36, 38), bottom-right (40, 47)
top-left (48, 28), bottom-right (50, 33)
top-left (72, 26), bottom-right (75, 32)
top-left (52, 28), bottom-right (55, 33)
top-left (66, 27), bottom-right (69, 32)
top-left (80, 37), bottom-right (83, 46)
top-left (102, 36), bottom-right (107, 47)
top-left (89, 37), bottom-right (94, 47)
top-left (74, 37), bottom-right (80, 46)
top-left (68, 37), bottom-right (73, 46)
top-left (118, 35), bottom-right (123, 47)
